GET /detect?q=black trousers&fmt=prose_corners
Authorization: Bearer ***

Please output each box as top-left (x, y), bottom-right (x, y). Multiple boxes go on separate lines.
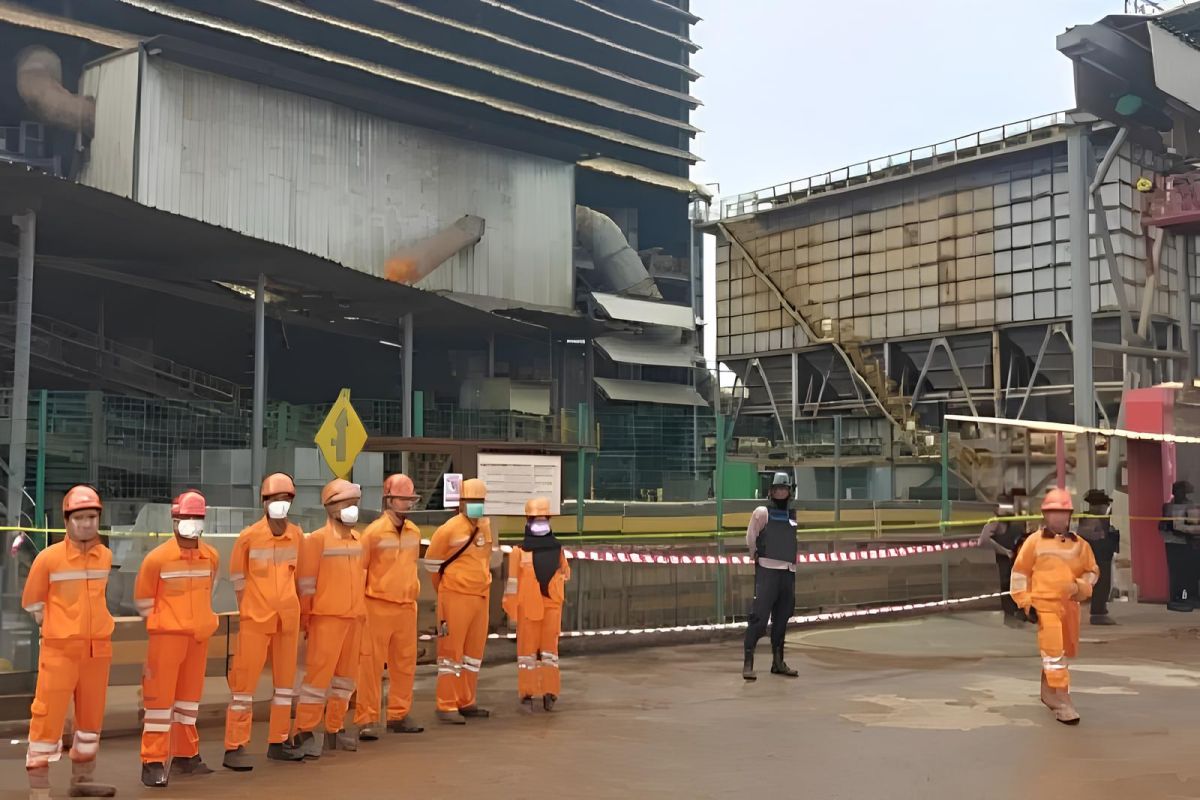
top-left (744, 566), bottom-right (796, 651)
top-left (1089, 541), bottom-right (1115, 616)
top-left (995, 556), bottom-right (1020, 617)
top-left (1164, 541), bottom-right (1198, 604)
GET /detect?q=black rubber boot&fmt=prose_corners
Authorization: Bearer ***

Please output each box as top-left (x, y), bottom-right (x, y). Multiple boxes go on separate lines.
top-left (170, 755), bottom-right (213, 777)
top-left (542, 694), bottom-right (557, 712)
top-left (141, 762), bottom-right (168, 788)
top-left (1168, 600), bottom-right (1194, 612)
top-left (223, 746), bottom-right (254, 772)
top-left (1090, 614), bottom-right (1117, 626)
top-left (519, 697), bottom-right (535, 715)
top-left (770, 645), bottom-right (798, 677)
top-left (386, 717), bottom-right (424, 734)
top-left (266, 743), bottom-right (304, 763)
top-left (459, 706), bottom-right (491, 718)
top-left (742, 651), bottom-right (756, 681)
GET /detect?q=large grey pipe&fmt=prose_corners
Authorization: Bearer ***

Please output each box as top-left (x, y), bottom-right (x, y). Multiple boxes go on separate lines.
top-left (575, 205), bottom-right (661, 299)
top-left (16, 46), bottom-right (95, 137)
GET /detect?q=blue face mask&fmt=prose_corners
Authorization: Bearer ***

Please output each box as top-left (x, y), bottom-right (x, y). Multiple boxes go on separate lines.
top-left (465, 502), bottom-right (485, 519)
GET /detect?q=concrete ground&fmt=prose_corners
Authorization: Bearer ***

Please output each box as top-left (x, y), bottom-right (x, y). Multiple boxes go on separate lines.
top-left (2, 605), bottom-right (1199, 799)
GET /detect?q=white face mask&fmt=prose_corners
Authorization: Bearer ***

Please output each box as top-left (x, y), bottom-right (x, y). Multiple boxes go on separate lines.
top-left (338, 505), bottom-right (360, 525)
top-left (177, 519), bottom-right (204, 539)
top-left (267, 500), bottom-right (291, 520)
top-left (529, 520), bottom-right (551, 535)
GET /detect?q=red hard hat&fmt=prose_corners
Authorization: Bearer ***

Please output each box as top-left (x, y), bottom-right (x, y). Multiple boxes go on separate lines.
top-left (383, 474), bottom-right (417, 499)
top-left (321, 479), bottom-right (362, 506)
top-left (172, 490), bottom-right (206, 518)
top-left (1041, 488), bottom-right (1075, 512)
top-left (63, 485), bottom-right (102, 518)
top-left (260, 472), bottom-right (296, 500)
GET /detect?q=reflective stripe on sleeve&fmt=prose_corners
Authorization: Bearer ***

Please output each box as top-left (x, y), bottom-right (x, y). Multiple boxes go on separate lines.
top-left (375, 540), bottom-right (401, 551)
top-left (1010, 573), bottom-right (1028, 592)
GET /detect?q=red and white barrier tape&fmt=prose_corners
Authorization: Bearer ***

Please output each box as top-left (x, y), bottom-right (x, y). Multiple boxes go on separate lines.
top-left (415, 591), bottom-right (1005, 641)
top-left (497, 539), bottom-right (979, 566)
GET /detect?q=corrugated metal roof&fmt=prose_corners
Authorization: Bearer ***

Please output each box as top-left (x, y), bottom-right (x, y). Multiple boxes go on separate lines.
top-left (594, 377), bottom-right (706, 406)
top-left (252, 0), bottom-right (699, 135)
top-left (648, 0), bottom-right (701, 24)
top-left (562, 0), bottom-right (700, 50)
top-left (114, 0), bottom-right (699, 162)
top-left (595, 334), bottom-right (697, 367)
top-left (369, 0), bottom-right (701, 106)
top-left (591, 292), bottom-right (695, 329)
top-left (1158, 1), bottom-right (1200, 47)
top-left (0, 1), bottom-right (139, 48)
top-left (478, 0), bottom-right (701, 79)
top-left (578, 157), bottom-right (711, 197)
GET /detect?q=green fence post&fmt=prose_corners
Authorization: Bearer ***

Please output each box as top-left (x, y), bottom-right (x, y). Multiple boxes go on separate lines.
top-left (412, 390), bottom-right (424, 437)
top-left (715, 413), bottom-right (726, 623)
top-left (940, 426), bottom-right (950, 602)
top-left (833, 415), bottom-right (843, 522)
top-left (34, 389), bottom-right (46, 543)
top-left (576, 402), bottom-right (588, 537)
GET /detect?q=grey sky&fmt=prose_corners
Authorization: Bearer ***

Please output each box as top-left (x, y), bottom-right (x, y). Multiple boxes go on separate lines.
top-left (690, 0), bottom-right (1122, 197)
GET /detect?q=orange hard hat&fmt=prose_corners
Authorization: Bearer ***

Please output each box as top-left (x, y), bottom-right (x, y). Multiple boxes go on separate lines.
top-left (321, 478), bottom-right (362, 506)
top-left (461, 478), bottom-right (487, 501)
top-left (172, 490), bottom-right (207, 518)
top-left (524, 497), bottom-right (552, 517)
top-left (1041, 488), bottom-right (1075, 512)
top-left (260, 472), bottom-right (296, 500)
top-left (383, 473), bottom-right (417, 499)
top-left (63, 485), bottom-right (102, 518)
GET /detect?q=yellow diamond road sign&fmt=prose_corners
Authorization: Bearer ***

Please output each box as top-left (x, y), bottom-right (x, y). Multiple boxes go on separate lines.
top-left (315, 388), bottom-right (368, 479)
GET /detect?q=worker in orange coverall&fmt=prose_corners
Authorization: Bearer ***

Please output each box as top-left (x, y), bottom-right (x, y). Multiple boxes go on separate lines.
top-left (355, 474), bottom-right (425, 740)
top-left (424, 478), bottom-right (501, 724)
top-left (291, 479), bottom-right (366, 757)
top-left (503, 497), bottom-right (570, 713)
top-left (22, 485), bottom-right (117, 800)
top-left (135, 490), bottom-right (219, 788)
top-left (222, 473), bottom-right (306, 770)
top-left (1010, 487), bottom-right (1099, 725)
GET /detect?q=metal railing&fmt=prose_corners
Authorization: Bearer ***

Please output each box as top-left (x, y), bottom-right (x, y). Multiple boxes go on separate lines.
top-left (713, 111), bottom-right (1071, 220)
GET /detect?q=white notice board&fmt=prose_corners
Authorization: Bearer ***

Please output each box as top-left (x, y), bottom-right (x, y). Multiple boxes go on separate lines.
top-left (476, 453), bottom-right (562, 516)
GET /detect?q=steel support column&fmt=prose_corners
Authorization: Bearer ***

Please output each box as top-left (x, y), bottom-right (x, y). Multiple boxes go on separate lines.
top-left (8, 212), bottom-right (35, 529)
top-left (403, 312), bottom-right (414, 437)
top-left (1183, 235), bottom-right (1196, 385)
top-left (251, 273), bottom-right (266, 486)
top-left (1068, 127), bottom-right (1096, 490)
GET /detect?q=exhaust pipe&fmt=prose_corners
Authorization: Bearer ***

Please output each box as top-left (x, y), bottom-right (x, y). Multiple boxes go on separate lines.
top-left (384, 215), bottom-right (486, 284)
top-left (575, 205), bottom-right (661, 299)
top-left (16, 46), bottom-right (95, 137)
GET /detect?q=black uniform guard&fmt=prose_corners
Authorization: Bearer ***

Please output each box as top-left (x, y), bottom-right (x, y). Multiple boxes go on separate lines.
top-left (743, 472), bottom-right (799, 681)
top-left (977, 495), bottom-right (1023, 626)
top-left (1161, 481), bottom-right (1200, 612)
top-left (1078, 489), bottom-right (1120, 625)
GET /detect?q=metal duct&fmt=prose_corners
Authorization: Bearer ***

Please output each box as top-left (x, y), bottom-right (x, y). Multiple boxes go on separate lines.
top-left (575, 204), bottom-right (661, 299)
top-left (384, 214), bottom-right (486, 284)
top-left (16, 46), bottom-right (95, 137)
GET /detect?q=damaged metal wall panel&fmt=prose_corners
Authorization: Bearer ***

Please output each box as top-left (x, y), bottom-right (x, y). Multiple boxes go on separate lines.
top-left (78, 50), bottom-right (140, 198)
top-left (125, 57), bottom-right (574, 308)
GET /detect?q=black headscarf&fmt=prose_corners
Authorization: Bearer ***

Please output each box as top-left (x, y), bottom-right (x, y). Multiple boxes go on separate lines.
top-left (521, 521), bottom-right (562, 597)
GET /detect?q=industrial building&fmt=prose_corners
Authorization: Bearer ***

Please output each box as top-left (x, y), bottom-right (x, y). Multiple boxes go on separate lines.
top-left (0, 0), bottom-right (710, 530)
top-left (701, 6), bottom-right (1200, 506)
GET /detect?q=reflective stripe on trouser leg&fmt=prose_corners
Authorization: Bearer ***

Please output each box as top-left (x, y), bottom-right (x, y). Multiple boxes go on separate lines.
top-left (1033, 599), bottom-right (1070, 689)
top-left (355, 606), bottom-right (384, 726)
top-left (225, 626), bottom-right (269, 750)
top-left (28, 641), bottom-right (80, 771)
top-left (436, 590), bottom-right (486, 713)
top-left (385, 603), bottom-right (418, 721)
top-left (141, 633), bottom-right (188, 763)
top-left (296, 616), bottom-right (355, 734)
top-left (325, 619), bottom-right (361, 734)
top-left (70, 644), bottom-right (112, 764)
top-left (268, 627), bottom-right (300, 743)
top-left (169, 636), bottom-right (208, 759)
top-left (460, 594), bottom-right (489, 710)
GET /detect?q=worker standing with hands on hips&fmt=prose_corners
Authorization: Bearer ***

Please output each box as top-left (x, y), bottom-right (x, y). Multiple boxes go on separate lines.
top-left (743, 472), bottom-right (800, 681)
top-left (1077, 489), bottom-right (1119, 625)
top-left (355, 474), bottom-right (425, 740)
top-left (424, 478), bottom-right (501, 724)
top-left (22, 485), bottom-right (117, 800)
top-left (223, 473), bottom-right (306, 771)
top-left (1010, 488), bottom-right (1099, 725)
top-left (292, 479), bottom-right (367, 757)
top-left (1160, 480), bottom-right (1200, 612)
top-left (135, 490), bottom-right (219, 788)
top-left (977, 494), bottom-right (1025, 627)
top-left (503, 497), bottom-right (570, 713)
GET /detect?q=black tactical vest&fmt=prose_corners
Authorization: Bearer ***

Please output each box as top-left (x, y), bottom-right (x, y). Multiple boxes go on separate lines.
top-left (757, 508), bottom-right (799, 564)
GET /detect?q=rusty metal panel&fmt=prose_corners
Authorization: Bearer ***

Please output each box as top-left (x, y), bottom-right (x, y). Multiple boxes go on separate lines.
top-left (133, 59), bottom-right (574, 308)
top-left (78, 50), bottom-right (140, 199)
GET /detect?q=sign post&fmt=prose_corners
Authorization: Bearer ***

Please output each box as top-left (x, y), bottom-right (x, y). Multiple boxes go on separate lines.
top-left (314, 388), bottom-right (368, 479)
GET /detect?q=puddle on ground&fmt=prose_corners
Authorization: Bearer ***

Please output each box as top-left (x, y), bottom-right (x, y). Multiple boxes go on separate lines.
top-left (1071, 663), bottom-right (1200, 688)
top-left (842, 693), bottom-right (1036, 731)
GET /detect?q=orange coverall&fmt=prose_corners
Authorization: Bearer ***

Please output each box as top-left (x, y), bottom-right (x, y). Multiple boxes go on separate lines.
top-left (21, 538), bottom-right (115, 773)
top-left (1010, 530), bottom-right (1100, 689)
top-left (295, 523), bottom-right (365, 735)
top-left (503, 548), bottom-right (570, 699)
top-left (135, 539), bottom-right (219, 765)
top-left (355, 515), bottom-right (421, 726)
top-left (426, 515), bottom-right (494, 712)
top-left (225, 518), bottom-right (303, 749)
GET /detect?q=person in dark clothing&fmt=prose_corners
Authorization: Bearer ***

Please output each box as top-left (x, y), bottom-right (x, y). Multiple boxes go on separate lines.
top-left (1077, 489), bottom-right (1119, 625)
top-left (743, 472), bottom-right (799, 681)
top-left (1161, 481), bottom-right (1200, 612)
top-left (977, 495), bottom-right (1025, 627)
